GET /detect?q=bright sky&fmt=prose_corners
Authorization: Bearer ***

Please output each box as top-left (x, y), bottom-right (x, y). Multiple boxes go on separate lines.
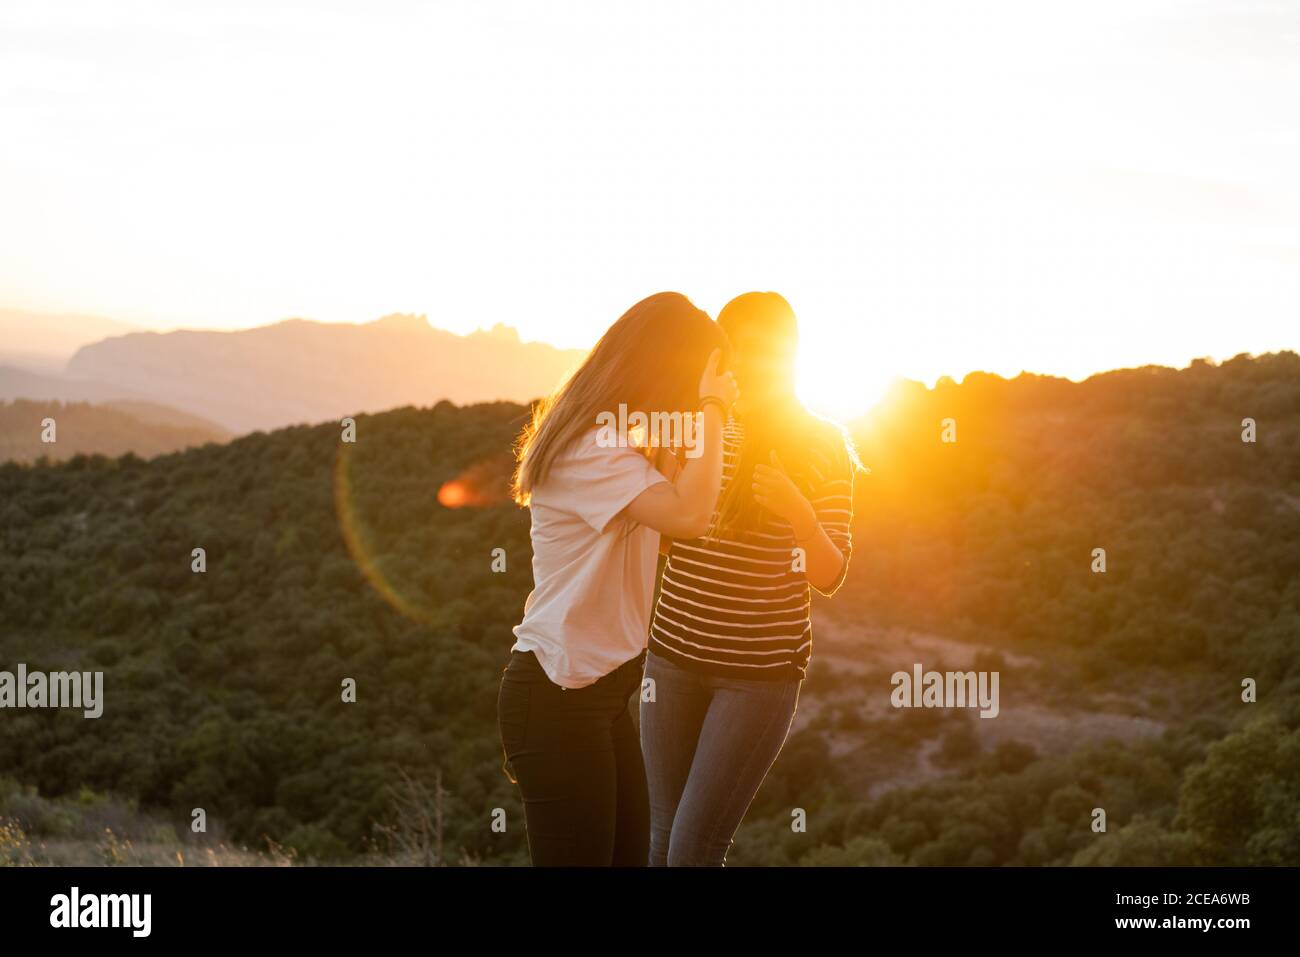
top-left (2, 0), bottom-right (1298, 417)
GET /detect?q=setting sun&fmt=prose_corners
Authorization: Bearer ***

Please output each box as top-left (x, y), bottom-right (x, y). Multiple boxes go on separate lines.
top-left (795, 333), bottom-right (898, 422)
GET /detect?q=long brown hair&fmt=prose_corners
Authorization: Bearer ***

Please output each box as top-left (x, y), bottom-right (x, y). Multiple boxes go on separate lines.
top-left (710, 291), bottom-right (861, 537)
top-left (512, 292), bottom-right (727, 505)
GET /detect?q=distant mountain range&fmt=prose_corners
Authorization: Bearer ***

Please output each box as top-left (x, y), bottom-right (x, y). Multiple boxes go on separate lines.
top-left (0, 399), bottom-right (231, 463)
top-left (0, 312), bottom-right (587, 434)
top-left (0, 308), bottom-right (141, 371)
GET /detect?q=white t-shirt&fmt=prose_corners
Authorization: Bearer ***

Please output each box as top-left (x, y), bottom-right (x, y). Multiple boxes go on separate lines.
top-left (511, 429), bottom-right (670, 689)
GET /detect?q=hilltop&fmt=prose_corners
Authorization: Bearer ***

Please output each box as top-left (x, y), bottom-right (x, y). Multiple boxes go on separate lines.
top-left (0, 352), bottom-right (1297, 865)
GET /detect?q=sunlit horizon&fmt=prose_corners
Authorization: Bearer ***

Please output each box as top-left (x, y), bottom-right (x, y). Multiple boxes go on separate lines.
top-left (8, 298), bottom-right (1283, 422)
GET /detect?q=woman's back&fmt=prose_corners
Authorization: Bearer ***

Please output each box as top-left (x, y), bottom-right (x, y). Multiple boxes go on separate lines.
top-left (513, 428), bottom-right (669, 689)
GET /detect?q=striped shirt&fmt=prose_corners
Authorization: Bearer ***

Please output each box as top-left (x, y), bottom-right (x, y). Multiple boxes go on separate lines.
top-left (648, 416), bottom-right (854, 681)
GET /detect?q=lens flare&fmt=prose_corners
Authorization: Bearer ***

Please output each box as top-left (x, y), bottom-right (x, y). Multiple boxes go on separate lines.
top-left (332, 442), bottom-right (430, 622)
top-left (334, 445), bottom-right (515, 621)
top-left (435, 457), bottom-right (512, 509)
top-left (437, 481), bottom-right (470, 508)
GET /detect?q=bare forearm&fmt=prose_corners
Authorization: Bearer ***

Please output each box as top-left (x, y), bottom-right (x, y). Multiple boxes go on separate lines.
top-left (671, 404), bottom-right (725, 534)
top-left (791, 514), bottom-right (847, 593)
top-left (623, 405), bottom-right (726, 540)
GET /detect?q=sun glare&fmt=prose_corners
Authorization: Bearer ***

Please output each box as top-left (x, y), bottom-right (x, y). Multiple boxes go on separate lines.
top-left (795, 339), bottom-right (897, 423)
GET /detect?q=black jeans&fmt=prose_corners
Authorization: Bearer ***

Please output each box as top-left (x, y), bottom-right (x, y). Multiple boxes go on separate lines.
top-left (497, 648), bottom-right (649, 866)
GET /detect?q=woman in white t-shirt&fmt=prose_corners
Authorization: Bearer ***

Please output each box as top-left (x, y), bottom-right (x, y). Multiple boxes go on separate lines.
top-left (498, 291), bottom-right (738, 866)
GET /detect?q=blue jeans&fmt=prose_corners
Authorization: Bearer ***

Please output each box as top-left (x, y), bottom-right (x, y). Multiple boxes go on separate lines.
top-left (639, 650), bottom-right (801, 866)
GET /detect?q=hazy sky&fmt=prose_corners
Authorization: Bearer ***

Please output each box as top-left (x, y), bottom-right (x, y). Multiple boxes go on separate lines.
top-left (2, 0), bottom-right (1297, 415)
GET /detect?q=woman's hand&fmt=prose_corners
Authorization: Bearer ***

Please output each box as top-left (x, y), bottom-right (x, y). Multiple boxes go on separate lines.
top-left (698, 348), bottom-right (739, 410)
top-left (755, 450), bottom-right (850, 593)
top-left (752, 451), bottom-right (818, 540)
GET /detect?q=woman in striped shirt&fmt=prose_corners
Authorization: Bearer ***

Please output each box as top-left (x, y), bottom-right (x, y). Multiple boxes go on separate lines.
top-left (640, 291), bottom-right (861, 866)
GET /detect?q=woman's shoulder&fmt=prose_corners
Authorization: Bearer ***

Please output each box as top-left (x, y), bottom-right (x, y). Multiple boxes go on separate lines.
top-left (552, 427), bottom-right (655, 476)
top-left (800, 415), bottom-right (857, 472)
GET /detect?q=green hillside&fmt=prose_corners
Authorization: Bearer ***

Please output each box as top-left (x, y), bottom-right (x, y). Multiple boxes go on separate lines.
top-left (1, 353), bottom-right (1298, 865)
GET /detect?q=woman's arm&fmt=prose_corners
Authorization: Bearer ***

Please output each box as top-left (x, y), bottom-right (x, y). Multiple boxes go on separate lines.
top-left (621, 349), bottom-right (737, 540)
top-left (752, 451), bottom-right (850, 593)
top-left (623, 403), bottom-right (727, 539)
